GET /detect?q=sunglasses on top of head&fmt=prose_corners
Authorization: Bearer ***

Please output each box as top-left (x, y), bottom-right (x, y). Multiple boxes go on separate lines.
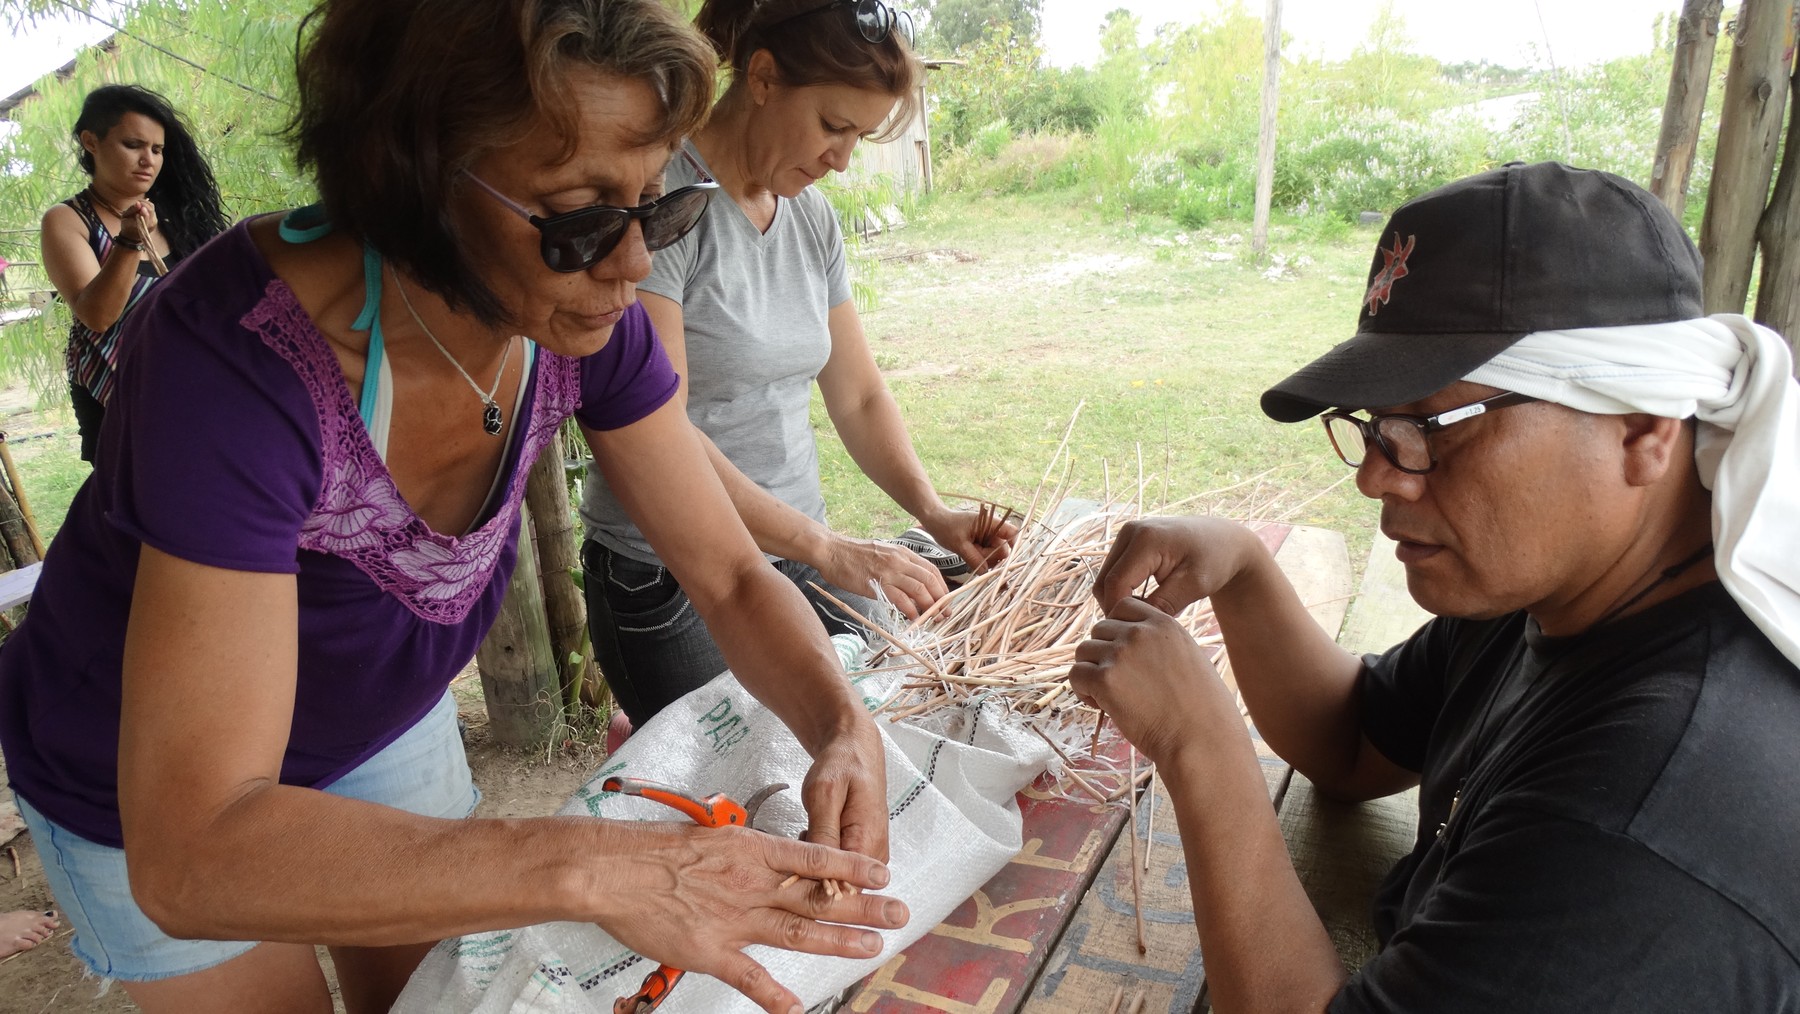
top-left (463, 171), bottom-right (719, 273)
top-left (768, 0), bottom-right (915, 47)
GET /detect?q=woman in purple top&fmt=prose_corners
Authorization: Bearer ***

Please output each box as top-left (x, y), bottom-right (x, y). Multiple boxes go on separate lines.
top-left (0, 2), bottom-right (904, 1012)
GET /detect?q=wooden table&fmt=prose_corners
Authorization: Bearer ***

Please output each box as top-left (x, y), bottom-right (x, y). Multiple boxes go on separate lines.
top-left (829, 523), bottom-right (1365, 1014)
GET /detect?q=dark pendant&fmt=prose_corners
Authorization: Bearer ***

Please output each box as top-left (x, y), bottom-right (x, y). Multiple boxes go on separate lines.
top-left (482, 401), bottom-right (503, 436)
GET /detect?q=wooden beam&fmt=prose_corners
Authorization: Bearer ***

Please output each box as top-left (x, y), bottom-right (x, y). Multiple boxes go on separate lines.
top-left (1252, 0), bottom-right (1282, 260)
top-left (1698, 0), bottom-right (1797, 314)
top-left (1650, 0), bottom-right (1724, 218)
top-left (475, 501), bottom-right (563, 747)
top-left (1753, 30), bottom-right (1800, 361)
top-left (523, 426), bottom-right (598, 709)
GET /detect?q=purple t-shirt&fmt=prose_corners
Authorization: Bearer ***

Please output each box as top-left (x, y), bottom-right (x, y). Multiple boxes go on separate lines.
top-left (0, 220), bottom-right (678, 847)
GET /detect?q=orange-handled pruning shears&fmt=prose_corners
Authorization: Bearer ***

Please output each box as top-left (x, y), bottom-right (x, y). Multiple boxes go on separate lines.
top-left (601, 776), bottom-right (790, 1014)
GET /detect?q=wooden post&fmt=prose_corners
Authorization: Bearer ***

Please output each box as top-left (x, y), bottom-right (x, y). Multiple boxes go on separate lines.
top-left (0, 487), bottom-right (33, 572)
top-left (523, 426), bottom-right (598, 709)
top-left (1753, 22), bottom-right (1800, 359)
top-left (475, 501), bottom-right (562, 747)
top-left (1252, 0), bottom-right (1283, 260)
top-left (1650, 0), bottom-right (1724, 218)
top-left (1698, 0), bottom-right (1797, 314)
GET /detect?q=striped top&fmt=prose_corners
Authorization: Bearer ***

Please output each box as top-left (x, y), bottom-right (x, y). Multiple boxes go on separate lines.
top-left (62, 192), bottom-right (159, 405)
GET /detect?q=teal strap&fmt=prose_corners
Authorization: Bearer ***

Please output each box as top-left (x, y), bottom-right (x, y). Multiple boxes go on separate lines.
top-left (277, 208), bottom-right (388, 438)
top-left (277, 204), bottom-right (333, 244)
top-left (354, 245), bottom-right (386, 428)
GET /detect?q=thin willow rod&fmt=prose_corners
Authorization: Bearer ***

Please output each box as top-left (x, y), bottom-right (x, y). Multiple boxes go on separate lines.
top-left (1144, 768), bottom-right (1158, 873)
top-left (1270, 471), bottom-right (1354, 524)
top-left (1022, 400), bottom-right (1086, 534)
top-left (807, 582), bottom-right (946, 679)
top-left (1127, 746), bottom-right (1148, 954)
top-left (1029, 725), bottom-right (1113, 806)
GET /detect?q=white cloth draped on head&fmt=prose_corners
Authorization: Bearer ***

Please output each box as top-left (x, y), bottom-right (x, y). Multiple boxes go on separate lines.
top-left (1462, 314), bottom-right (1800, 670)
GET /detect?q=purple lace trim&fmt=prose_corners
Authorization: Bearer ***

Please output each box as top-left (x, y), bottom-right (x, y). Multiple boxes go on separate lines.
top-left (241, 279), bottom-right (579, 624)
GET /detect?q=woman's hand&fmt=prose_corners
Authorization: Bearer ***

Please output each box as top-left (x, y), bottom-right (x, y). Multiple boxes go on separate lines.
top-left (1091, 516), bottom-right (1261, 616)
top-left (1069, 596), bottom-right (1239, 768)
top-left (920, 507), bottom-right (1018, 574)
top-left (604, 822), bottom-right (909, 1014)
top-left (117, 199), bottom-right (157, 245)
top-left (797, 714), bottom-right (890, 861)
top-left (816, 534), bottom-right (946, 619)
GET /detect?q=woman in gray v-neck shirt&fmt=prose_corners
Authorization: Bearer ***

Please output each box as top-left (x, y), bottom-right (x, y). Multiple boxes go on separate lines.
top-left (579, 0), bottom-right (1018, 724)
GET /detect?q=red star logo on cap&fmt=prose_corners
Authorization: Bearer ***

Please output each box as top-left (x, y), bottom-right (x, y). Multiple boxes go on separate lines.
top-left (1364, 232), bottom-right (1415, 316)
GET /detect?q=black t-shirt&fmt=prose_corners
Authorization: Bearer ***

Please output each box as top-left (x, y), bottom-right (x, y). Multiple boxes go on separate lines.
top-left (1330, 582), bottom-right (1800, 1013)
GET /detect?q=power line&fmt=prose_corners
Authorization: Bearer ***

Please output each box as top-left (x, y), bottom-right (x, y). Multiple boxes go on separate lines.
top-left (49, 0), bottom-right (283, 105)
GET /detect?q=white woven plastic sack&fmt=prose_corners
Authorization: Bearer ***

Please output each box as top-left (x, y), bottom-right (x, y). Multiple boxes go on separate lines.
top-left (395, 663), bottom-right (1050, 1014)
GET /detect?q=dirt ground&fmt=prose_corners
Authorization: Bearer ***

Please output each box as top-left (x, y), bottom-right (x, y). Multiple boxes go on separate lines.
top-left (0, 672), bottom-right (601, 1013)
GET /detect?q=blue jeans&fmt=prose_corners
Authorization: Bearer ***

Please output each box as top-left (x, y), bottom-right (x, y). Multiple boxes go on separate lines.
top-left (582, 540), bottom-right (879, 722)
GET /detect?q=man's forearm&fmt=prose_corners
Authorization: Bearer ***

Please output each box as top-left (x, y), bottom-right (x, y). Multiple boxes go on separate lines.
top-left (1211, 543), bottom-right (1371, 792)
top-left (1163, 742), bottom-right (1347, 1014)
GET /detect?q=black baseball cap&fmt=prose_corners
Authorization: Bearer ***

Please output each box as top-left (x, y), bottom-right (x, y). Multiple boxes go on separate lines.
top-left (1260, 161), bottom-right (1704, 422)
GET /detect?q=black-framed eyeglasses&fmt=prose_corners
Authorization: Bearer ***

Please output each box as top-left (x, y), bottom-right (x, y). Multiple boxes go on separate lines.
top-left (768, 0), bottom-right (915, 47)
top-left (1321, 391), bottom-right (1540, 475)
top-left (464, 171), bottom-right (719, 273)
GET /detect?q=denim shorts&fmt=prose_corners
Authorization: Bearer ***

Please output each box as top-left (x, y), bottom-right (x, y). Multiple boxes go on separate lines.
top-left (15, 690), bottom-right (479, 982)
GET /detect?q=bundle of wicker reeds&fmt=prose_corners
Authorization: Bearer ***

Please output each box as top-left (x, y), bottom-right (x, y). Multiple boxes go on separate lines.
top-left (812, 401), bottom-right (1319, 759)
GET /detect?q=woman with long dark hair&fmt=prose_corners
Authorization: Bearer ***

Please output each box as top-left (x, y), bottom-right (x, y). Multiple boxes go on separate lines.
top-left (39, 84), bottom-right (227, 461)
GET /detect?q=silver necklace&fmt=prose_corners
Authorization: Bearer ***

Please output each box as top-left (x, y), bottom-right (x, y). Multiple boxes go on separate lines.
top-left (390, 266), bottom-right (512, 436)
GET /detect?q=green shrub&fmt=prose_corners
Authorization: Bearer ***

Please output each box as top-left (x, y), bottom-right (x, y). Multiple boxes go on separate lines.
top-left (1274, 108), bottom-right (1492, 218)
top-left (936, 132), bottom-right (1087, 196)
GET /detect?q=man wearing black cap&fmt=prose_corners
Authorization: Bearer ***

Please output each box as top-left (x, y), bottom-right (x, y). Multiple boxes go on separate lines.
top-left (1070, 162), bottom-right (1800, 1012)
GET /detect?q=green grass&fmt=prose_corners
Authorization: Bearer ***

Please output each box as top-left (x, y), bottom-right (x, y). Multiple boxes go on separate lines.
top-left (815, 191), bottom-right (1383, 570)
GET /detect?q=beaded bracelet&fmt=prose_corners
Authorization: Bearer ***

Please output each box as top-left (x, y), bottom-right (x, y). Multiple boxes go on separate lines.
top-left (113, 236), bottom-right (147, 252)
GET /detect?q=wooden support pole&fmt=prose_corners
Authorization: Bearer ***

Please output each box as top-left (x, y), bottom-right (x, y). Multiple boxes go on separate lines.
top-left (1251, 0), bottom-right (1283, 260)
top-left (475, 501), bottom-right (563, 747)
top-left (1698, 0), bottom-right (1797, 314)
top-left (0, 438), bottom-right (41, 567)
top-left (523, 426), bottom-right (597, 709)
top-left (1650, 0), bottom-right (1724, 218)
top-left (1753, 27), bottom-right (1800, 358)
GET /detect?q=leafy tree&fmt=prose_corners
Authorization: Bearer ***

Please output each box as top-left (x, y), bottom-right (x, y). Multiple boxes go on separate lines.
top-left (1092, 7), bottom-right (1150, 119)
top-left (1, 0), bottom-right (313, 392)
top-left (919, 0), bottom-right (1041, 54)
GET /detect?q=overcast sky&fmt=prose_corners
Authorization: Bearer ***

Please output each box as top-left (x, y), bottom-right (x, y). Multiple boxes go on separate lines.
top-left (2, 0), bottom-right (1689, 104)
top-left (1041, 0), bottom-right (1686, 69)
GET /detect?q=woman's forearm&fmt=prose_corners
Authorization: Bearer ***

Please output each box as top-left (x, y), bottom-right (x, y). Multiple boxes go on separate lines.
top-left (687, 554), bottom-right (866, 749)
top-left (131, 789), bottom-right (647, 945)
top-left (827, 386), bottom-right (946, 527)
top-left (71, 241), bottom-right (145, 333)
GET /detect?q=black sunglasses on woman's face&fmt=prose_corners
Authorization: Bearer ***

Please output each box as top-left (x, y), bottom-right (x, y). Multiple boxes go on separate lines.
top-left (767, 0), bottom-right (915, 46)
top-left (464, 172), bottom-right (719, 273)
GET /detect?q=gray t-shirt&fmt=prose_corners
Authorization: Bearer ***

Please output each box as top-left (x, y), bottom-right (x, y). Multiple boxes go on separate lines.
top-left (580, 144), bottom-right (852, 563)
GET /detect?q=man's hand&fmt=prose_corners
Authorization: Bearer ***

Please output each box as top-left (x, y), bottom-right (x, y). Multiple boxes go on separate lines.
top-left (1070, 597), bottom-right (1242, 767)
top-left (798, 713), bottom-right (891, 862)
top-left (1092, 516), bottom-right (1261, 616)
top-left (817, 535), bottom-right (946, 619)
